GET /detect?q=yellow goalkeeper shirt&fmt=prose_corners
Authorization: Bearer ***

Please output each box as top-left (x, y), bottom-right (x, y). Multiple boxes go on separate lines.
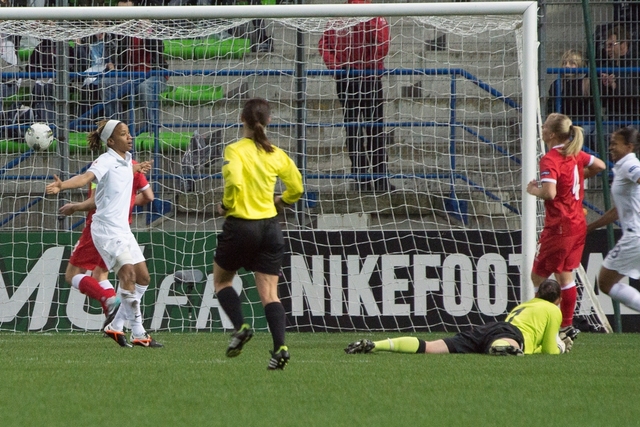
top-left (504, 297), bottom-right (562, 355)
top-left (221, 137), bottom-right (303, 220)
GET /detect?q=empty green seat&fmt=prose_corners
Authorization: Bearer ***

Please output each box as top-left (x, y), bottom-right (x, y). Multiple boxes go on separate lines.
top-left (164, 37), bottom-right (251, 60)
top-left (160, 85), bottom-right (224, 104)
top-left (0, 131), bottom-right (195, 154)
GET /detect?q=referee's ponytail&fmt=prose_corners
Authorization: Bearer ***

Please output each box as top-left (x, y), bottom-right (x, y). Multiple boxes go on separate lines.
top-left (242, 98), bottom-right (274, 153)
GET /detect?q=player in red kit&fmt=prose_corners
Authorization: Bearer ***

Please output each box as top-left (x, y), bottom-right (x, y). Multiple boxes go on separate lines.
top-left (527, 113), bottom-right (605, 338)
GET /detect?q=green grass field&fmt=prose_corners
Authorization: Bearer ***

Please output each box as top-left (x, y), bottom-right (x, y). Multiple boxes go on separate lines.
top-left (2, 332), bottom-right (640, 427)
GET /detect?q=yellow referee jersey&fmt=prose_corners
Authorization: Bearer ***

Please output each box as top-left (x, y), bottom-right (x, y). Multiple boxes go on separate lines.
top-left (504, 297), bottom-right (562, 355)
top-left (222, 137), bottom-right (303, 219)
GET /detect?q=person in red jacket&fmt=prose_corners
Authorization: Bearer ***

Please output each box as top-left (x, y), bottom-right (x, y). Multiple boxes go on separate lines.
top-left (318, 0), bottom-right (392, 192)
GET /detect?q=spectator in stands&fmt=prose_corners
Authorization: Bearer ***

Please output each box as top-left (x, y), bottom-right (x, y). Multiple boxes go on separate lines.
top-left (318, 0), bottom-right (393, 192)
top-left (346, 279), bottom-right (570, 356)
top-left (0, 30), bottom-right (20, 139)
top-left (242, 0), bottom-right (272, 53)
top-left (26, 38), bottom-right (79, 124)
top-left (179, 0), bottom-right (273, 52)
top-left (75, 33), bottom-right (109, 117)
top-left (547, 50), bottom-right (595, 150)
top-left (101, 0), bottom-right (168, 134)
top-left (526, 113), bottom-right (605, 338)
top-left (599, 25), bottom-right (640, 130)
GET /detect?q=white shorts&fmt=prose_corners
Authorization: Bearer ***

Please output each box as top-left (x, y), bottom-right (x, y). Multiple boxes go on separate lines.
top-left (91, 221), bottom-right (145, 271)
top-left (602, 233), bottom-right (640, 280)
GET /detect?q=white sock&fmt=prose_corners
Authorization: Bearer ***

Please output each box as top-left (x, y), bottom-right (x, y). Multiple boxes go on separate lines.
top-left (99, 280), bottom-right (114, 291)
top-left (130, 298), bottom-right (146, 338)
top-left (129, 284), bottom-right (148, 337)
top-left (111, 289), bottom-right (136, 331)
top-left (609, 282), bottom-right (640, 312)
top-left (134, 284), bottom-right (148, 303)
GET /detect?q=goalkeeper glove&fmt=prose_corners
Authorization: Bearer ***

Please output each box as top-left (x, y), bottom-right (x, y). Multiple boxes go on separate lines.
top-left (558, 331), bottom-right (574, 353)
top-left (556, 334), bottom-right (566, 353)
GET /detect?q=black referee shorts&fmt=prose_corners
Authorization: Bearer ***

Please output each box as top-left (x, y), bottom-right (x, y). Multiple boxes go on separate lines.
top-left (214, 216), bottom-right (284, 276)
top-left (442, 321), bottom-right (524, 354)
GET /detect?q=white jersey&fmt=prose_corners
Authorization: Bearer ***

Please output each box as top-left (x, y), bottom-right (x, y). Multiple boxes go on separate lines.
top-left (88, 148), bottom-right (133, 234)
top-left (611, 152), bottom-right (640, 236)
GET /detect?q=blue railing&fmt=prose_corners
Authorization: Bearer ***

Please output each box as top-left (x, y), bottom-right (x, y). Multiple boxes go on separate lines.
top-left (2, 67), bottom-right (523, 227)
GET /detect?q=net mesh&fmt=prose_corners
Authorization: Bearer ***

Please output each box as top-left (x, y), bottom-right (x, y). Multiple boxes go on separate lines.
top-left (0, 8), bottom-right (607, 333)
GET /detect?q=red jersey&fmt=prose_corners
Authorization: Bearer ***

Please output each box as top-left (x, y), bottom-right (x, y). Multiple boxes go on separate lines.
top-left (318, 6), bottom-right (389, 72)
top-left (539, 148), bottom-right (593, 235)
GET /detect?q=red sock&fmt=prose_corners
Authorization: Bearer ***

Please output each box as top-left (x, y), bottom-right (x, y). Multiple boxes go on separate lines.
top-left (560, 285), bottom-right (577, 328)
top-left (99, 281), bottom-right (117, 299)
top-left (78, 276), bottom-right (111, 312)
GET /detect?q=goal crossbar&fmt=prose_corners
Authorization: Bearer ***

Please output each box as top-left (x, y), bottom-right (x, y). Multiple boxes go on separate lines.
top-left (1, 3), bottom-right (537, 20)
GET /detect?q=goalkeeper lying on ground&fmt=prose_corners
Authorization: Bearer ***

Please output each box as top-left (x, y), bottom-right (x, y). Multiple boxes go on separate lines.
top-left (346, 279), bottom-right (573, 356)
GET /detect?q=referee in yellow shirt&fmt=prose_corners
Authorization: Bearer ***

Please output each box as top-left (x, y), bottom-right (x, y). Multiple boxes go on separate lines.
top-left (214, 98), bottom-right (303, 370)
top-left (345, 279), bottom-right (569, 356)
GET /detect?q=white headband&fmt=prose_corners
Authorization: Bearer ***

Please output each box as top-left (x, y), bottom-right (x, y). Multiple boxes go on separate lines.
top-left (100, 120), bottom-right (121, 144)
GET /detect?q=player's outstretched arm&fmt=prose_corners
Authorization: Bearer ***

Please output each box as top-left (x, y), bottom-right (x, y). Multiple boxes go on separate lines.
top-left (46, 172), bottom-right (95, 195)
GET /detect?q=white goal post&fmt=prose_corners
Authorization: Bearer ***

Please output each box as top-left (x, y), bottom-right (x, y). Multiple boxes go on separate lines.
top-left (0, 2), bottom-right (608, 333)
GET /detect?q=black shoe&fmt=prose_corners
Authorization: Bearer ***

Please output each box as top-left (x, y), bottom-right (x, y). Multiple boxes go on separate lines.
top-left (102, 296), bottom-right (120, 332)
top-left (226, 324), bottom-right (254, 357)
top-left (560, 325), bottom-right (580, 341)
top-left (131, 332), bottom-right (164, 348)
top-left (267, 346), bottom-right (290, 370)
top-left (489, 340), bottom-right (523, 356)
top-left (344, 339), bottom-right (375, 354)
top-left (104, 323), bottom-right (132, 348)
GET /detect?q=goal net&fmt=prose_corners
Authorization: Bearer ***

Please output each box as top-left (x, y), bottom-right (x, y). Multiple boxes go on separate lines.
top-left (0, 2), bottom-right (609, 333)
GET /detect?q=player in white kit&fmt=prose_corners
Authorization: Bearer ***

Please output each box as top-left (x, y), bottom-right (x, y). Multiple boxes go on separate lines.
top-left (46, 120), bottom-right (162, 347)
top-left (587, 126), bottom-right (640, 312)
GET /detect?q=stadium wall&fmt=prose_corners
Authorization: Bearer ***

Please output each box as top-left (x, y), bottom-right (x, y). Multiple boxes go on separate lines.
top-left (1, 229), bottom-right (637, 332)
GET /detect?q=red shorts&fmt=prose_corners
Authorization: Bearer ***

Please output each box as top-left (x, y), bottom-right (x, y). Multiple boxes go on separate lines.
top-left (69, 226), bottom-right (108, 271)
top-left (532, 229), bottom-right (585, 278)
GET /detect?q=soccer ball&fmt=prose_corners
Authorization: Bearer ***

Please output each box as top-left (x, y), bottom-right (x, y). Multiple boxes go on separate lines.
top-left (25, 123), bottom-right (54, 151)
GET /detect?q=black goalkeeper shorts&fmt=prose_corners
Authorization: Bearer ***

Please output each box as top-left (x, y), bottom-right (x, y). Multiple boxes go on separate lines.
top-left (442, 321), bottom-right (524, 354)
top-left (214, 216), bottom-right (284, 276)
